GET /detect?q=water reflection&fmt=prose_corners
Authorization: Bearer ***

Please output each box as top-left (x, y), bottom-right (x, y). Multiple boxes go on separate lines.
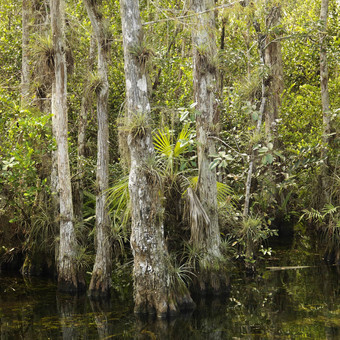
top-left (2, 261), bottom-right (340, 338)
top-left (89, 298), bottom-right (114, 338)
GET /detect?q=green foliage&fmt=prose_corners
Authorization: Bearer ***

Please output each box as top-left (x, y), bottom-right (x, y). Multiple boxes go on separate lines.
top-left (300, 203), bottom-right (340, 263)
top-left (0, 0), bottom-right (339, 282)
top-left (153, 123), bottom-right (195, 179)
top-left (129, 41), bottom-right (154, 66)
top-left (230, 216), bottom-right (278, 269)
top-left (0, 2), bottom-right (22, 90)
top-left (280, 84), bottom-right (322, 150)
top-left (31, 33), bottom-right (55, 76)
top-left (181, 242), bottom-right (205, 273)
top-left (107, 175), bottom-right (130, 232)
top-left (166, 253), bottom-right (194, 294)
top-left (0, 97), bottom-right (52, 224)
top-left (125, 112), bottom-right (151, 138)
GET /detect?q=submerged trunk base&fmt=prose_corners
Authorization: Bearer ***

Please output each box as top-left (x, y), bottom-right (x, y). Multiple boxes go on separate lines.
top-left (58, 274), bottom-right (86, 294)
top-left (193, 257), bottom-right (230, 296)
top-left (134, 289), bottom-right (195, 318)
top-left (88, 272), bottom-right (111, 298)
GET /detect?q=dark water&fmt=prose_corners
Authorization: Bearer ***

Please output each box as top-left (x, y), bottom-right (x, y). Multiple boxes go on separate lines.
top-left (2, 244), bottom-right (340, 339)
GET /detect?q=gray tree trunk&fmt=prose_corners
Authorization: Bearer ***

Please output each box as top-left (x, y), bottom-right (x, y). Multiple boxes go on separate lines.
top-left (120, 0), bottom-right (194, 316)
top-left (51, 82), bottom-right (60, 264)
top-left (74, 36), bottom-right (96, 223)
top-left (320, 0), bottom-right (330, 136)
top-left (320, 0), bottom-right (330, 202)
top-left (264, 4), bottom-right (283, 144)
top-left (51, 0), bottom-right (84, 293)
top-left (243, 21), bottom-right (267, 218)
top-left (243, 84), bottom-right (265, 217)
top-left (191, 0), bottom-right (227, 293)
top-left (21, 0), bottom-right (30, 108)
top-left (84, 0), bottom-right (112, 297)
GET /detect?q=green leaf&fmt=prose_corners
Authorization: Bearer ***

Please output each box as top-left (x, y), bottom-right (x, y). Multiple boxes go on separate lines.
top-left (262, 154), bottom-right (274, 165)
top-left (209, 159), bottom-right (219, 170)
top-left (258, 147), bottom-right (269, 153)
top-left (252, 112), bottom-right (259, 121)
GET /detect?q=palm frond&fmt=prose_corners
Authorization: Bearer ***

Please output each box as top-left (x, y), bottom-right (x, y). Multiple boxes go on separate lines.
top-left (106, 175), bottom-right (131, 229)
top-left (217, 181), bottom-right (234, 203)
top-left (153, 124), bottom-right (194, 179)
top-left (173, 123), bottom-right (192, 157)
top-left (107, 175), bottom-right (129, 212)
top-left (153, 127), bottom-right (172, 157)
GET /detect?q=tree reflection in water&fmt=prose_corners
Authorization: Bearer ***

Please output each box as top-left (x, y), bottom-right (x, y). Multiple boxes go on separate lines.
top-left (2, 252), bottom-right (340, 338)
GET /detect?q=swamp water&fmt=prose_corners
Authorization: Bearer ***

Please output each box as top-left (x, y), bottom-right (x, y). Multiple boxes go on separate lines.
top-left (2, 241), bottom-right (340, 339)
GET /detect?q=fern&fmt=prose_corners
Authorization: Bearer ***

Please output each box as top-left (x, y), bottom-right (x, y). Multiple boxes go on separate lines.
top-left (322, 203), bottom-right (339, 218)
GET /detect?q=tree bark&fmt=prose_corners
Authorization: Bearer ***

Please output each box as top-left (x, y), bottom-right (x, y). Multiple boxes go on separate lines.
top-left (120, 0), bottom-right (194, 316)
top-left (243, 5), bottom-right (283, 218)
top-left (264, 4), bottom-right (283, 145)
top-left (51, 82), bottom-right (60, 265)
top-left (191, 0), bottom-right (228, 293)
top-left (51, 0), bottom-right (85, 293)
top-left (243, 21), bottom-right (267, 218)
top-left (21, 0), bottom-right (30, 108)
top-left (84, 0), bottom-right (112, 297)
top-left (74, 36), bottom-right (95, 223)
top-left (320, 0), bottom-right (330, 202)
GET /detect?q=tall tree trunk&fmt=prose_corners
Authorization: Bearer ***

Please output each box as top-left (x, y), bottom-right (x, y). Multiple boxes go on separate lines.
top-left (84, 0), bottom-right (112, 297)
top-left (243, 8), bottom-right (282, 218)
top-left (74, 36), bottom-right (96, 223)
top-left (243, 83), bottom-right (266, 217)
top-left (120, 0), bottom-right (194, 316)
top-left (243, 22), bottom-right (267, 218)
top-left (191, 0), bottom-right (228, 293)
top-left (51, 0), bottom-right (85, 293)
top-left (21, 0), bottom-right (30, 108)
top-left (51, 82), bottom-right (60, 264)
top-left (264, 3), bottom-right (283, 145)
top-left (320, 0), bottom-right (330, 202)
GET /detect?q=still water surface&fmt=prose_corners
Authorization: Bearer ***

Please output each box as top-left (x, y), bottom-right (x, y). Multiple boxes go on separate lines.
top-left (1, 244), bottom-right (340, 339)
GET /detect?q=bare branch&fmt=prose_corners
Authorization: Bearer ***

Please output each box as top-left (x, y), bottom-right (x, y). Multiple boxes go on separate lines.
top-left (143, 2), bottom-right (238, 26)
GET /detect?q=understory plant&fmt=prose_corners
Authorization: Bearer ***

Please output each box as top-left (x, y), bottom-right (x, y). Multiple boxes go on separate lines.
top-left (300, 203), bottom-right (340, 263)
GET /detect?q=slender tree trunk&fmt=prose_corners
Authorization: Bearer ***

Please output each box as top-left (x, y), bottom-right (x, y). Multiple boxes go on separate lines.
top-left (51, 82), bottom-right (60, 265)
top-left (243, 22), bottom-right (267, 218)
top-left (320, 0), bottom-right (330, 202)
top-left (264, 4), bottom-right (283, 145)
top-left (21, 0), bottom-right (30, 108)
top-left (74, 37), bottom-right (96, 223)
top-left (84, 0), bottom-right (112, 297)
top-left (120, 0), bottom-right (194, 316)
top-left (51, 0), bottom-right (85, 293)
top-left (218, 18), bottom-right (226, 95)
top-left (191, 0), bottom-right (228, 293)
top-left (243, 85), bottom-right (266, 217)
top-left (320, 0), bottom-right (330, 138)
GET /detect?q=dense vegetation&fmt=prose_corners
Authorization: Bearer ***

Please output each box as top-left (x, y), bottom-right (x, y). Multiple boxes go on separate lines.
top-left (0, 0), bottom-right (339, 315)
